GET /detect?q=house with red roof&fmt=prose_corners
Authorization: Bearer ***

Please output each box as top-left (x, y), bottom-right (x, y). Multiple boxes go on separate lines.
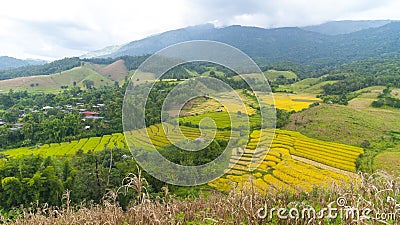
top-left (82, 111), bottom-right (99, 117)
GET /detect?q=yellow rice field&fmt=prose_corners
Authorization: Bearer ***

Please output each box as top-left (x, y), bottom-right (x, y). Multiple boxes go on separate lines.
top-left (208, 129), bottom-right (363, 194)
top-left (256, 92), bottom-right (322, 111)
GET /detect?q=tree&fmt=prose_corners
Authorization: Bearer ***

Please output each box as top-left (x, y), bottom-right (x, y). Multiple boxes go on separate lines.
top-left (82, 80), bottom-right (94, 89)
top-left (39, 166), bottom-right (64, 205)
top-left (371, 99), bottom-right (384, 108)
top-left (276, 109), bottom-right (291, 128)
top-left (382, 84), bottom-right (392, 96)
top-left (1, 177), bottom-right (23, 208)
top-left (3, 108), bottom-right (20, 122)
top-left (360, 140), bottom-right (370, 148)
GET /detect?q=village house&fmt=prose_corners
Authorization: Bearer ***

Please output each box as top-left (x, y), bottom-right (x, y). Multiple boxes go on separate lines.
top-left (14, 123), bottom-right (23, 128)
top-left (65, 105), bottom-right (74, 110)
top-left (81, 111), bottom-right (104, 120)
top-left (28, 108), bottom-right (40, 113)
top-left (42, 106), bottom-right (54, 110)
top-left (19, 110), bottom-right (26, 118)
top-left (10, 123), bottom-right (23, 131)
top-left (82, 111), bottom-right (99, 117)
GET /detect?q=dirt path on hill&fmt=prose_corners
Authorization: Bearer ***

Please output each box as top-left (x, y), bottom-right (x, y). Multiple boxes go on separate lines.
top-left (291, 155), bottom-right (358, 179)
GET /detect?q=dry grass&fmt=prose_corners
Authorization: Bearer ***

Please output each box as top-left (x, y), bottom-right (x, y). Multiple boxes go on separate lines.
top-left (0, 65), bottom-right (115, 92)
top-left (97, 60), bottom-right (128, 82)
top-left (375, 151), bottom-right (400, 176)
top-left (4, 171), bottom-right (399, 225)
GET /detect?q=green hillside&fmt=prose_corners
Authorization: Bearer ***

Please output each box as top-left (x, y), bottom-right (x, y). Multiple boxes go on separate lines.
top-left (263, 69), bottom-right (297, 81)
top-left (56, 66), bottom-right (114, 86)
top-left (0, 65), bottom-right (117, 92)
top-left (279, 76), bottom-right (336, 94)
top-left (285, 104), bottom-right (400, 146)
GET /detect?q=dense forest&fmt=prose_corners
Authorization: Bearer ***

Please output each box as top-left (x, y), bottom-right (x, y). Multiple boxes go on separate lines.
top-left (316, 59), bottom-right (400, 104)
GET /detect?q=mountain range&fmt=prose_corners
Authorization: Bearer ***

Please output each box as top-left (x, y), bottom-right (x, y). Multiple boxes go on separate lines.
top-left (89, 20), bottom-right (400, 66)
top-left (0, 56), bottom-right (46, 70)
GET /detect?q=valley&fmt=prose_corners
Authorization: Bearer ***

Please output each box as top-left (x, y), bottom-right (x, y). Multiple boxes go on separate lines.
top-left (0, 19), bottom-right (400, 224)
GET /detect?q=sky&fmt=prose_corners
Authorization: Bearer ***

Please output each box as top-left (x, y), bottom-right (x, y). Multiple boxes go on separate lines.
top-left (1, 0), bottom-right (400, 60)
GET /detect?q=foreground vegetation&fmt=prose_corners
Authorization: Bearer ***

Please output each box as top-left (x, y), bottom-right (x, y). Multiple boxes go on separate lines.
top-left (2, 171), bottom-right (399, 225)
top-left (0, 148), bottom-right (151, 212)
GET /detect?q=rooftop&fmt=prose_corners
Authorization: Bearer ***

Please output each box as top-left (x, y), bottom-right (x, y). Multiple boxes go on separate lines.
top-left (85, 116), bottom-right (104, 119)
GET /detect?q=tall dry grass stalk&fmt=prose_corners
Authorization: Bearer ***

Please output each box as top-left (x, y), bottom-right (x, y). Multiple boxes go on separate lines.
top-left (4, 171), bottom-right (399, 225)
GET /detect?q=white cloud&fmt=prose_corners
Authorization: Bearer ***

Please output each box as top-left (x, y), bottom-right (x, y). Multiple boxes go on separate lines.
top-left (337, 1), bottom-right (400, 20)
top-left (0, 0), bottom-right (399, 60)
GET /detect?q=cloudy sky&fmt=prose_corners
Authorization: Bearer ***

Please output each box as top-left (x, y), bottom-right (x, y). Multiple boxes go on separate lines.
top-left (1, 0), bottom-right (399, 60)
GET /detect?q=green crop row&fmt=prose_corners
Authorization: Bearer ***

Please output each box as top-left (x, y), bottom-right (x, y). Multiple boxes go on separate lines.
top-left (1, 133), bottom-right (128, 157)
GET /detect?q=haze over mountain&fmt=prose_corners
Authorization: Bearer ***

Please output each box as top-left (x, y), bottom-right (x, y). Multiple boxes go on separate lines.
top-left (302, 20), bottom-right (394, 35)
top-left (80, 45), bottom-right (122, 59)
